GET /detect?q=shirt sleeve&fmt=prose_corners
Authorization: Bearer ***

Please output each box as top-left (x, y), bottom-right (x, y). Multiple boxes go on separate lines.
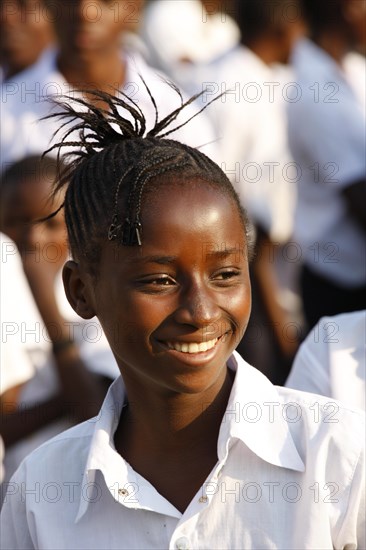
top-left (288, 89), bottom-right (366, 189)
top-left (0, 465), bottom-right (35, 550)
top-left (285, 326), bottom-right (331, 398)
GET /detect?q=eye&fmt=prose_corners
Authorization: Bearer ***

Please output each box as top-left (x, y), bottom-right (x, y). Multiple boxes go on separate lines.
top-left (211, 269), bottom-right (242, 285)
top-left (149, 276), bottom-right (175, 286)
top-left (136, 275), bottom-right (177, 292)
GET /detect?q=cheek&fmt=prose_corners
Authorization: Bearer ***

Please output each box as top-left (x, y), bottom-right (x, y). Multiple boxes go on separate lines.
top-left (47, 226), bottom-right (68, 252)
top-left (97, 292), bottom-right (164, 352)
top-left (122, 295), bottom-right (171, 336)
top-left (225, 280), bottom-right (252, 326)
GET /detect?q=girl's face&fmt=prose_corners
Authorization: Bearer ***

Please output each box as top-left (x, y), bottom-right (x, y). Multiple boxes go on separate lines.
top-left (47, 0), bottom-right (138, 57)
top-left (0, 175), bottom-right (68, 265)
top-left (68, 181), bottom-right (251, 397)
top-left (0, 0), bottom-right (54, 76)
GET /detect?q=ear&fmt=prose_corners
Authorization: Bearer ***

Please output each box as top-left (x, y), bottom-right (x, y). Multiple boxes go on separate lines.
top-left (62, 260), bottom-right (96, 319)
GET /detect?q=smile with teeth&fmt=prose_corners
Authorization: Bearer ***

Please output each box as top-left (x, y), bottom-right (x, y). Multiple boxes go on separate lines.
top-left (166, 338), bottom-right (219, 354)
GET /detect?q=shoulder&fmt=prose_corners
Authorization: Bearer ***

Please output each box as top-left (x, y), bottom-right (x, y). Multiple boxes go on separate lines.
top-left (1, 48), bottom-right (58, 102)
top-left (11, 417), bottom-right (96, 485)
top-left (278, 386), bottom-right (364, 468)
top-left (286, 312), bottom-right (366, 406)
top-left (234, 354), bottom-right (364, 491)
top-left (302, 311), bottom-right (366, 356)
top-left (234, 352), bottom-right (364, 459)
top-left (326, 310), bottom-right (366, 334)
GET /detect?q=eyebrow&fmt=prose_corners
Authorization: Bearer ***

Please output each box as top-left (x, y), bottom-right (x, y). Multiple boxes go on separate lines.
top-left (205, 248), bottom-right (244, 259)
top-left (130, 255), bottom-right (178, 266)
top-left (122, 248), bottom-right (244, 266)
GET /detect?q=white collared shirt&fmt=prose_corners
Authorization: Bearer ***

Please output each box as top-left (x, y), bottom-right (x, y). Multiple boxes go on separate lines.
top-left (288, 39), bottom-right (366, 286)
top-left (211, 47), bottom-right (296, 244)
top-left (183, 46), bottom-right (295, 244)
top-left (1, 352), bottom-right (364, 549)
top-left (0, 48), bottom-right (217, 172)
top-left (142, 0), bottom-right (240, 67)
top-left (286, 310), bottom-right (366, 411)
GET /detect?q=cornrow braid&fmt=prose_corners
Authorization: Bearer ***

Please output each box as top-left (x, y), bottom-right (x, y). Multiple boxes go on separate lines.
top-left (43, 81), bottom-right (252, 270)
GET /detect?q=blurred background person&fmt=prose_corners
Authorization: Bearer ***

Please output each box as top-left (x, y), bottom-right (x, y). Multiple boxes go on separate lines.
top-left (224, 0), bottom-right (306, 383)
top-left (0, 0), bottom-right (55, 81)
top-left (287, 0), bottom-right (366, 331)
top-left (0, 156), bottom-right (119, 488)
top-left (1, 0), bottom-right (217, 171)
top-left (142, 0), bottom-right (240, 95)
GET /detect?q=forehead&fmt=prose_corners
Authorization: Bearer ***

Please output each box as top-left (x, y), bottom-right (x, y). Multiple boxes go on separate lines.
top-left (144, 182), bottom-right (243, 233)
top-left (2, 174), bottom-right (63, 217)
top-left (3, 173), bottom-right (49, 200)
top-left (44, 0), bottom-right (132, 14)
top-left (103, 182), bottom-right (247, 269)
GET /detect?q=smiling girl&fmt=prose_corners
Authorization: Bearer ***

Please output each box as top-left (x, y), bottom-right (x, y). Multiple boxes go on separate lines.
top-left (1, 88), bottom-right (364, 549)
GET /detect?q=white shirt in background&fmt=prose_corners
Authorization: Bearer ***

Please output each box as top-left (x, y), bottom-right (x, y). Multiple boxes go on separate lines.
top-left (288, 38), bottom-right (366, 287)
top-left (343, 51), bottom-right (366, 117)
top-left (1, 352), bottom-right (364, 549)
top-left (142, 0), bottom-right (240, 72)
top-left (0, 237), bottom-right (119, 485)
top-left (286, 311), bottom-right (366, 411)
top-left (0, 234), bottom-right (38, 394)
top-left (0, 48), bottom-right (217, 172)
top-left (159, 43), bottom-right (296, 245)
top-left (210, 47), bottom-right (296, 243)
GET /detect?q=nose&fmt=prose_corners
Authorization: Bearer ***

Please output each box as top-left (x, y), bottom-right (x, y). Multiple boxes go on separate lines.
top-left (174, 279), bottom-right (221, 328)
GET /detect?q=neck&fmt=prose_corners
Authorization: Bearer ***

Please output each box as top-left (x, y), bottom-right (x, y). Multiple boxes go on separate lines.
top-left (313, 30), bottom-right (349, 64)
top-left (115, 367), bottom-right (235, 458)
top-left (57, 49), bottom-right (126, 93)
top-left (247, 38), bottom-right (279, 66)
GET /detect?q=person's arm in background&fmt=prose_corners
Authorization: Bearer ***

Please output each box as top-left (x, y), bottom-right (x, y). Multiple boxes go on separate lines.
top-left (0, 385), bottom-right (65, 448)
top-left (0, 242), bottom-right (109, 449)
top-left (254, 230), bottom-right (300, 362)
top-left (21, 249), bottom-right (108, 423)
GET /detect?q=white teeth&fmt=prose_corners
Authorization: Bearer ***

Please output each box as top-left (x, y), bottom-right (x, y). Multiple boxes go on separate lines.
top-left (166, 338), bottom-right (218, 353)
top-left (190, 343), bottom-right (199, 353)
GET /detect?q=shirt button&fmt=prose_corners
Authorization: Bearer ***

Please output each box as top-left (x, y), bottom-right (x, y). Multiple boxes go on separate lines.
top-left (118, 488), bottom-right (129, 496)
top-left (199, 495), bottom-right (208, 503)
top-left (175, 536), bottom-right (191, 550)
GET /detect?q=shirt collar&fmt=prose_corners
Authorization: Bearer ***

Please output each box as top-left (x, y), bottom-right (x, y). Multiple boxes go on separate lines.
top-left (76, 352), bottom-right (304, 522)
top-left (75, 377), bottom-right (127, 523)
top-left (221, 352), bottom-right (305, 472)
top-left (291, 37), bottom-right (348, 84)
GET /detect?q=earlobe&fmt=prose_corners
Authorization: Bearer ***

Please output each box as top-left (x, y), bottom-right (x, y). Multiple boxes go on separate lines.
top-left (62, 260), bottom-right (96, 319)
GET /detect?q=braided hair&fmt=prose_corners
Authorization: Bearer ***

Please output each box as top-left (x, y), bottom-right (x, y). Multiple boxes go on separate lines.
top-left (44, 83), bottom-right (251, 270)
